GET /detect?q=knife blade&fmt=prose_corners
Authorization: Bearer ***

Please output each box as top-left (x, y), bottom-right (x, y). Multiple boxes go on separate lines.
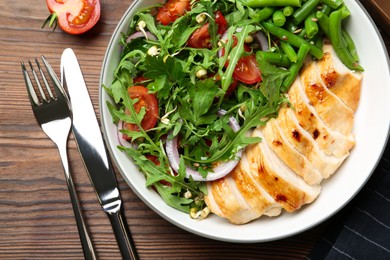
top-left (60, 48), bottom-right (138, 260)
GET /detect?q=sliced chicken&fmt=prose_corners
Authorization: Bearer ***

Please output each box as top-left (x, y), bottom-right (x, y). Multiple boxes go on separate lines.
top-left (276, 107), bottom-right (346, 178)
top-left (205, 152), bottom-right (282, 224)
top-left (248, 128), bottom-right (321, 212)
top-left (300, 61), bottom-right (355, 136)
top-left (317, 43), bottom-right (362, 112)
top-left (204, 44), bottom-right (362, 225)
top-left (262, 118), bottom-right (323, 185)
top-left (288, 79), bottom-right (355, 158)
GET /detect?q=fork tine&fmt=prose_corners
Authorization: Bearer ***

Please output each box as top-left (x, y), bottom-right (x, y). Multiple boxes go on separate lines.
top-left (21, 61), bottom-right (40, 106)
top-left (34, 57), bottom-right (55, 100)
top-left (41, 55), bottom-right (68, 99)
top-left (28, 59), bottom-right (49, 102)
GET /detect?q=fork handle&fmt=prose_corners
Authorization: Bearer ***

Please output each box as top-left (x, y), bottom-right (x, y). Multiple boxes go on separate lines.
top-left (66, 175), bottom-right (97, 260)
top-left (58, 144), bottom-right (97, 260)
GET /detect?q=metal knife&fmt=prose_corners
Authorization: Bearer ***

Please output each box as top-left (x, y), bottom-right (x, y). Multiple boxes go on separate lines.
top-left (60, 48), bottom-right (138, 260)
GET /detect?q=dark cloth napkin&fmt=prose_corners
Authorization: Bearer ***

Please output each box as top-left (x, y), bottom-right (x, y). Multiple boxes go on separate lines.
top-left (308, 140), bottom-right (390, 259)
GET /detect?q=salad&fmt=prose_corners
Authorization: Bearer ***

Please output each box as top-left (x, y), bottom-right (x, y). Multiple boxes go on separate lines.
top-left (105, 0), bottom-right (362, 219)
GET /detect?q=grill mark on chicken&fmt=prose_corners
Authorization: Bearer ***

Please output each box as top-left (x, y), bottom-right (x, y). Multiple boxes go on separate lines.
top-left (313, 129), bottom-right (320, 139)
top-left (292, 129), bottom-right (301, 142)
top-left (273, 140), bottom-right (283, 146)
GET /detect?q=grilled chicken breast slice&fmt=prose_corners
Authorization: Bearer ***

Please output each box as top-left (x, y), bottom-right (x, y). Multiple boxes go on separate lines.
top-left (248, 128), bottom-right (321, 212)
top-left (262, 118), bottom-right (323, 185)
top-left (205, 152), bottom-right (282, 224)
top-left (317, 43), bottom-right (362, 112)
top-left (300, 61), bottom-right (355, 136)
top-left (288, 78), bottom-right (355, 158)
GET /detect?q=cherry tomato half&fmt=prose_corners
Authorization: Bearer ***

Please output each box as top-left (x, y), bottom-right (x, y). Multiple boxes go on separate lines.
top-left (123, 86), bottom-right (159, 138)
top-left (45, 0), bottom-right (100, 35)
top-left (156, 0), bottom-right (191, 25)
top-left (233, 54), bottom-right (262, 84)
top-left (222, 36), bottom-right (262, 84)
top-left (187, 11), bottom-right (228, 48)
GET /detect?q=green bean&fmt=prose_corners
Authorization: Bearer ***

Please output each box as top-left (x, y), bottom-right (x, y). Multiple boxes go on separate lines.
top-left (282, 44), bottom-right (311, 91)
top-left (298, 28), bottom-right (306, 38)
top-left (342, 29), bottom-right (359, 62)
top-left (292, 0), bottom-right (320, 25)
top-left (273, 10), bottom-right (287, 27)
top-left (314, 33), bottom-right (324, 49)
top-left (262, 22), bottom-right (323, 58)
top-left (329, 9), bottom-right (363, 71)
top-left (241, 0), bottom-right (302, 8)
top-left (280, 41), bottom-right (298, 62)
top-left (256, 51), bottom-right (292, 67)
top-left (316, 11), bottom-right (330, 38)
top-left (339, 4), bottom-right (351, 20)
top-left (251, 7), bottom-right (276, 22)
top-left (283, 6), bottom-right (295, 16)
top-left (285, 21), bottom-right (299, 33)
top-left (320, 0), bottom-right (343, 9)
top-left (304, 13), bottom-right (319, 39)
top-left (319, 4), bottom-right (331, 16)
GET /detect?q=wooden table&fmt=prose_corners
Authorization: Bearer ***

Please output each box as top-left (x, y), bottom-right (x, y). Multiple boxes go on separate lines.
top-left (0, 0), bottom-right (389, 259)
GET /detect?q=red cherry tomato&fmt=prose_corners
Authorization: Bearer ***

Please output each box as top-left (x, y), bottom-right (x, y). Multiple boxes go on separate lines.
top-left (187, 11), bottom-right (228, 48)
top-left (45, 0), bottom-right (100, 35)
top-left (156, 0), bottom-right (191, 25)
top-left (123, 86), bottom-right (159, 138)
top-left (215, 11), bottom-right (228, 35)
top-left (187, 23), bottom-right (211, 48)
top-left (233, 54), bottom-right (262, 84)
top-left (222, 36), bottom-right (261, 84)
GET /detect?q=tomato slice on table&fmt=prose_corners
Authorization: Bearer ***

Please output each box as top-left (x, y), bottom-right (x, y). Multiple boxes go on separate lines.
top-left (123, 86), bottom-right (159, 139)
top-left (44, 0), bottom-right (100, 35)
top-left (156, 0), bottom-right (191, 25)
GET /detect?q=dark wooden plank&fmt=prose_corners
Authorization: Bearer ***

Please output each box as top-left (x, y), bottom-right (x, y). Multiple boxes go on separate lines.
top-left (360, 0), bottom-right (390, 36)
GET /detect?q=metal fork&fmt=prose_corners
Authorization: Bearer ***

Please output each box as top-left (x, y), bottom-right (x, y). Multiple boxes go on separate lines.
top-left (21, 57), bottom-right (97, 260)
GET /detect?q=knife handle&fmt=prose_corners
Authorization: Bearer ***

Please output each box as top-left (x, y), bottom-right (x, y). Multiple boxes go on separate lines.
top-left (107, 208), bottom-right (139, 260)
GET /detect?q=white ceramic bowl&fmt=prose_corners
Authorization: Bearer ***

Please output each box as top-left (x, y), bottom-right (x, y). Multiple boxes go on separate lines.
top-left (100, 0), bottom-right (390, 242)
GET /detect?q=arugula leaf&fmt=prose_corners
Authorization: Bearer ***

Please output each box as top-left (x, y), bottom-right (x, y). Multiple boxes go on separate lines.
top-left (144, 56), bottom-right (185, 83)
top-left (256, 52), bottom-right (290, 106)
top-left (183, 78), bottom-right (222, 126)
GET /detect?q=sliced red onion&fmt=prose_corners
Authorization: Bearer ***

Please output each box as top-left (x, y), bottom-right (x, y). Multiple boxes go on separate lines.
top-left (165, 111), bottom-right (242, 181)
top-left (254, 31), bottom-right (269, 51)
top-left (117, 120), bottom-right (133, 148)
top-left (126, 31), bottom-right (157, 43)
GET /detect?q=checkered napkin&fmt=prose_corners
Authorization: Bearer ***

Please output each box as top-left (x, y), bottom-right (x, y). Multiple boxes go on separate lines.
top-left (308, 141), bottom-right (390, 259)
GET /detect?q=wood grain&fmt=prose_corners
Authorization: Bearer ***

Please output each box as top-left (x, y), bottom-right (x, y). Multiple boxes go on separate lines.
top-left (360, 0), bottom-right (390, 36)
top-left (0, 0), bottom-right (388, 259)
